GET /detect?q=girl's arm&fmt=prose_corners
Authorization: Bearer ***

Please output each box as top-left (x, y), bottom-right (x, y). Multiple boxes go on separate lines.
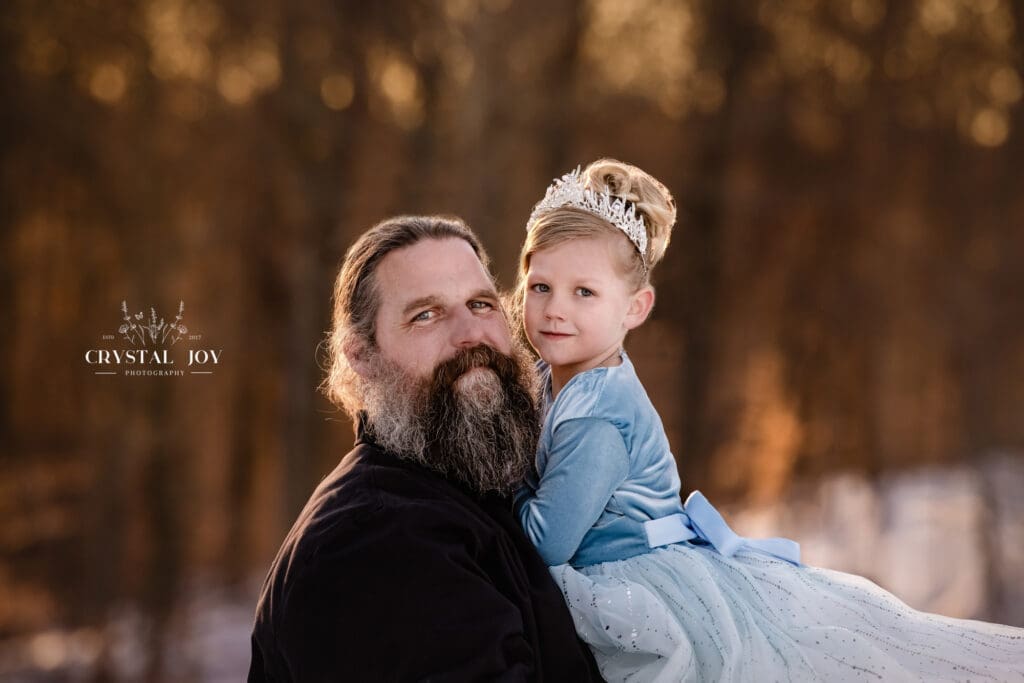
top-left (514, 417), bottom-right (628, 566)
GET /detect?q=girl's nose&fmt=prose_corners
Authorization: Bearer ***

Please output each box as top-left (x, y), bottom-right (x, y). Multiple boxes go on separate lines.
top-left (544, 297), bottom-right (566, 321)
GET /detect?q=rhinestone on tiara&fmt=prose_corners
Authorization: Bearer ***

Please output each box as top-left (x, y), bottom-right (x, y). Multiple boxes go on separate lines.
top-left (527, 167), bottom-right (648, 266)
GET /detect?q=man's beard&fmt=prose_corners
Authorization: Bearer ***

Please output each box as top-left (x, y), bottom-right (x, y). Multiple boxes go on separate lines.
top-left (360, 344), bottom-right (540, 496)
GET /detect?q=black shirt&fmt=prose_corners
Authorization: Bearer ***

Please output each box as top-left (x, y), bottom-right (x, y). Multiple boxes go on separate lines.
top-left (249, 426), bottom-right (602, 682)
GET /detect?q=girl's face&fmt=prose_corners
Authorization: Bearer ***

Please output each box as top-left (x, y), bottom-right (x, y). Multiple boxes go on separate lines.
top-left (524, 234), bottom-right (651, 389)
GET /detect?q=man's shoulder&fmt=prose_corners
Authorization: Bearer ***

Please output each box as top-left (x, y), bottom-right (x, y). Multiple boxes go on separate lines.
top-left (257, 444), bottom-right (503, 617)
top-left (331, 442), bottom-right (490, 515)
top-left (288, 444), bottom-right (500, 562)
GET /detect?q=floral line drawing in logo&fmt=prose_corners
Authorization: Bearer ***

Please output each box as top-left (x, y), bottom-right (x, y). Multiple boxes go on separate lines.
top-left (118, 300), bottom-right (188, 346)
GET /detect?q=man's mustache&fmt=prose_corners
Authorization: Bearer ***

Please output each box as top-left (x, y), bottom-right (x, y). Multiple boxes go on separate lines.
top-left (429, 345), bottom-right (521, 392)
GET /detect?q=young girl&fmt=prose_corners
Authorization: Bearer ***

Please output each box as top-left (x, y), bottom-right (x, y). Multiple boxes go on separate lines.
top-left (513, 159), bottom-right (1024, 682)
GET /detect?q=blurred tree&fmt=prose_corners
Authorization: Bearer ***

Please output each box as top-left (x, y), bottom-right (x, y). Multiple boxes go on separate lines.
top-left (1, 0), bottom-right (1022, 677)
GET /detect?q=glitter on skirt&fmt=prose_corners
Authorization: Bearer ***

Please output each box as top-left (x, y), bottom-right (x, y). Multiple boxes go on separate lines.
top-left (553, 544), bottom-right (1024, 682)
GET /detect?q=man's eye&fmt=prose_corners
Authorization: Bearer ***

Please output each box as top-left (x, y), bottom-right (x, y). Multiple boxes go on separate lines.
top-left (469, 301), bottom-right (493, 311)
top-left (576, 287), bottom-right (594, 297)
top-left (530, 283), bottom-right (550, 293)
top-left (411, 310), bottom-right (434, 322)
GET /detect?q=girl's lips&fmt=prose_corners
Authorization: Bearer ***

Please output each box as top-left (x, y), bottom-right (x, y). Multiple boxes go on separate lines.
top-left (540, 331), bottom-right (573, 339)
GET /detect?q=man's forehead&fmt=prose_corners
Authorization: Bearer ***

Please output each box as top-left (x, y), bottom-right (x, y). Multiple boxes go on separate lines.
top-left (377, 238), bottom-right (496, 307)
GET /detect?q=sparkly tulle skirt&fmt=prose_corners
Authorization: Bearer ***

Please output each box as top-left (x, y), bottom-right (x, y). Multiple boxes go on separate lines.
top-left (553, 544), bottom-right (1024, 682)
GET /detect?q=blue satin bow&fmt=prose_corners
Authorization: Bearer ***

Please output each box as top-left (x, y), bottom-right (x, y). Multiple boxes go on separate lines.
top-left (643, 490), bottom-right (802, 566)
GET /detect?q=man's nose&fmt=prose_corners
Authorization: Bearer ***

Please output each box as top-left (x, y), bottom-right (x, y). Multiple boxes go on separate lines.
top-left (451, 308), bottom-right (489, 348)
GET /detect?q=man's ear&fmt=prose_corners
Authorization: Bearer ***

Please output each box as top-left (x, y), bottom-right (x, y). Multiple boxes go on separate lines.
top-left (624, 286), bottom-right (655, 331)
top-left (343, 337), bottom-right (372, 378)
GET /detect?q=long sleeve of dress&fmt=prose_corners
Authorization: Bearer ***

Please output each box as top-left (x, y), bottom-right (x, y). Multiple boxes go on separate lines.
top-left (515, 418), bottom-right (629, 566)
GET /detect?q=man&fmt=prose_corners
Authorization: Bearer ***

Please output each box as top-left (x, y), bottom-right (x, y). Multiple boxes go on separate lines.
top-left (249, 216), bottom-right (601, 681)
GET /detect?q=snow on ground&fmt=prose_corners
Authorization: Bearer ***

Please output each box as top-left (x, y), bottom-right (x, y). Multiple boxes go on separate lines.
top-left (2, 453), bottom-right (1022, 681)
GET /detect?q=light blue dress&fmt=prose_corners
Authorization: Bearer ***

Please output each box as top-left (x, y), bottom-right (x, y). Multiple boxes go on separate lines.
top-left (515, 353), bottom-right (1024, 682)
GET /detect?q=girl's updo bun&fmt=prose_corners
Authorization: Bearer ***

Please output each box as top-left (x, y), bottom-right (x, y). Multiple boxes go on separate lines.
top-left (581, 158), bottom-right (676, 269)
top-left (519, 158), bottom-right (676, 294)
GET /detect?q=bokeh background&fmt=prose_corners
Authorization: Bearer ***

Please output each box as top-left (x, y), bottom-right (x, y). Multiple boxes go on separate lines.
top-left (3, 0), bottom-right (1023, 680)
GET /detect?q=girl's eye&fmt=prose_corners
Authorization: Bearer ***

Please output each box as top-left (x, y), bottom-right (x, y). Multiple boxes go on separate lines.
top-left (576, 287), bottom-right (594, 297)
top-left (530, 283), bottom-right (550, 293)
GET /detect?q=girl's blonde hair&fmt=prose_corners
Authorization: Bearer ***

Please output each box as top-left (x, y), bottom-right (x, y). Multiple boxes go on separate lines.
top-left (517, 158), bottom-right (677, 294)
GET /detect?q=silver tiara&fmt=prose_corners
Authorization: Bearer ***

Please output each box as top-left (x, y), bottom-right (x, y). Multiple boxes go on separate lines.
top-left (527, 167), bottom-right (648, 266)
